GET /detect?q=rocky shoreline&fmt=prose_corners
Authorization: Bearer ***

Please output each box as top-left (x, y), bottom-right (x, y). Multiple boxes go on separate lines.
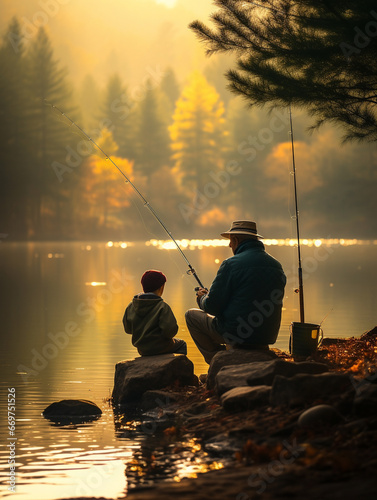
top-left (59, 327), bottom-right (377, 500)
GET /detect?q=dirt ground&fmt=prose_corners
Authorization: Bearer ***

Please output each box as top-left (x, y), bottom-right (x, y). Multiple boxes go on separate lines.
top-left (61, 327), bottom-right (377, 500)
top-left (126, 327), bottom-right (377, 499)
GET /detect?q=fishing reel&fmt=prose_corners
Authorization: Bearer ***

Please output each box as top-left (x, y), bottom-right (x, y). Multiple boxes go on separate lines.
top-left (187, 267), bottom-right (206, 291)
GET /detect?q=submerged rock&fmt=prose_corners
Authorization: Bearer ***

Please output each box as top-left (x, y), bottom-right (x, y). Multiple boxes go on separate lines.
top-left (207, 348), bottom-right (277, 390)
top-left (112, 354), bottom-right (198, 406)
top-left (43, 399), bottom-right (102, 422)
top-left (215, 359), bottom-right (329, 396)
top-left (270, 372), bottom-right (355, 407)
top-left (221, 385), bottom-right (271, 412)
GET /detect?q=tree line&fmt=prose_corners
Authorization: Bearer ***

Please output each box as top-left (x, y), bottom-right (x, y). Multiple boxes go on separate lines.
top-left (1, 16), bottom-right (376, 241)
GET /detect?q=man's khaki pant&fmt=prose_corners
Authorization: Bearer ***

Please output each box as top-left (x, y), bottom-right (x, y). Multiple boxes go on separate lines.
top-left (185, 308), bottom-right (226, 364)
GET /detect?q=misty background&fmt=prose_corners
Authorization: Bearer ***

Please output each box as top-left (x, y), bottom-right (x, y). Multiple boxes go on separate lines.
top-left (1, 0), bottom-right (376, 241)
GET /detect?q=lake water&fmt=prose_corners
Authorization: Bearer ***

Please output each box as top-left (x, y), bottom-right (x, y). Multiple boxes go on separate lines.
top-left (0, 239), bottom-right (376, 499)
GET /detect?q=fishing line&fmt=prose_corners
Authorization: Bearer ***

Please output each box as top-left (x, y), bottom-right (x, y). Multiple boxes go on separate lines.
top-left (44, 99), bottom-right (205, 288)
top-left (113, 162), bottom-right (200, 284)
top-left (111, 179), bottom-right (191, 288)
top-left (320, 307), bottom-right (334, 328)
top-left (127, 185), bottom-right (161, 239)
top-left (128, 189), bottom-right (191, 283)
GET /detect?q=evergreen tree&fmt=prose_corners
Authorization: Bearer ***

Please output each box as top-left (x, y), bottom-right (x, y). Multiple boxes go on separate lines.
top-left (80, 74), bottom-right (101, 130)
top-left (134, 82), bottom-right (171, 176)
top-left (225, 99), bottom-right (264, 217)
top-left (25, 27), bottom-right (76, 238)
top-left (169, 71), bottom-right (227, 192)
top-left (0, 18), bottom-right (30, 238)
top-left (190, 0), bottom-right (377, 142)
top-left (160, 67), bottom-right (180, 112)
top-left (99, 74), bottom-right (135, 159)
top-left (80, 128), bottom-right (134, 234)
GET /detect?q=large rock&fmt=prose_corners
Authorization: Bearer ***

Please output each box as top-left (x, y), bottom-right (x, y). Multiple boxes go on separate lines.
top-left (270, 372), bottom-right (355, 407)
top-left (43, 399), bottom-right (102, 422)
top-left (112, 354), bottom-right (198, 406)
top-left (207, 349), bottom-right (277, 390)
top-left (247, 360), bottom-right (329, 386)
top-left (215, 363), bottom-right (261, 396)
top-left (215, 359), bottom-right (329, 396)
top-left (220, 386), bottom-right (271, 412)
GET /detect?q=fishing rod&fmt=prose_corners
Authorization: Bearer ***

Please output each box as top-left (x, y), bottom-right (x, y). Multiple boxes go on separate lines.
top-left (289, 105), bottom-right (305, 323)
top-left (44, 100), bottom-right (205, 289)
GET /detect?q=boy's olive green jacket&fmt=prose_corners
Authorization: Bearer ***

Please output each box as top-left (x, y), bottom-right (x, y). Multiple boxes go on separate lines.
top-left (123, 293), bottom-right (178, 356)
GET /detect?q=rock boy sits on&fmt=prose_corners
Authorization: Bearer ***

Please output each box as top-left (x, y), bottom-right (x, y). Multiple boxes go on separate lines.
top-left (185, 221), bottom-right (286, 363)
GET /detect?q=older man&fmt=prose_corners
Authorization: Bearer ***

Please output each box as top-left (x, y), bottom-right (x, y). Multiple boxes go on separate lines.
top-left (185, 220), bottom-right (286, 363)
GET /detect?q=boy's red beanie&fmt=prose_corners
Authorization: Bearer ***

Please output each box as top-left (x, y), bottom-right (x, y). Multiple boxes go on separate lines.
top-left (141, 270), bottom-right (167, 293)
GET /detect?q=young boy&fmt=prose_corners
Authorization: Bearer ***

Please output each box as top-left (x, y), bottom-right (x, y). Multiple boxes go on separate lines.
top-left (123, 270), bottom-right (187, 356)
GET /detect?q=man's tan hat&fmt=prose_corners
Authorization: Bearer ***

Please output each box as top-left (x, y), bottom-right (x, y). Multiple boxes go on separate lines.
top-left (220, 220), bottom-right (263, 239)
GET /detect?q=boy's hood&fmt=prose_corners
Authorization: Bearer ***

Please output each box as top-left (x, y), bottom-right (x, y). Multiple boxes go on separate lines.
top-left (131, 293), bottom-right (163, 314)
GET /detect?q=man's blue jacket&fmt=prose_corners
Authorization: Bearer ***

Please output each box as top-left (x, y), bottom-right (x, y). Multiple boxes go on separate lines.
top-left (200, 239), bottom-right (286, 346)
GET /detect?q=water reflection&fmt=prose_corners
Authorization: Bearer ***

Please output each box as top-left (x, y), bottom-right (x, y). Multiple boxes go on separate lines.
top-left (125, 438), bottom-right (225, 488)
top-left (43, 414), bottom-right (102, 426)
top-left (0, 241), bottom-right (376, 499)
top-left (113, 408), bottom-right (226, 490)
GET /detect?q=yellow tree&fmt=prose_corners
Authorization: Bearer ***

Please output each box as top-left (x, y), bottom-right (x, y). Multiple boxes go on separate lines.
top-left (169, 71), bottom-right (227, 192)
top-left (82, 128), bottom-right (134, 231)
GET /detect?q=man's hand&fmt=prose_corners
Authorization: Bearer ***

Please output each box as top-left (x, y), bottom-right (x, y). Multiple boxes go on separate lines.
top-left (196, 287), bottom-right (208, 298)
top-left (195, 287), bottom-right (208, 308)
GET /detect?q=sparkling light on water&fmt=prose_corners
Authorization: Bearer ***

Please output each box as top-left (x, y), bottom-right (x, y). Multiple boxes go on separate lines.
top-left (145, 238), bottom-right (377, 250)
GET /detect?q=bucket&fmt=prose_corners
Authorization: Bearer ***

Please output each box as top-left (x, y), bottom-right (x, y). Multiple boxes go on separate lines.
top-left (289, 322), bottom-right (323, 357)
